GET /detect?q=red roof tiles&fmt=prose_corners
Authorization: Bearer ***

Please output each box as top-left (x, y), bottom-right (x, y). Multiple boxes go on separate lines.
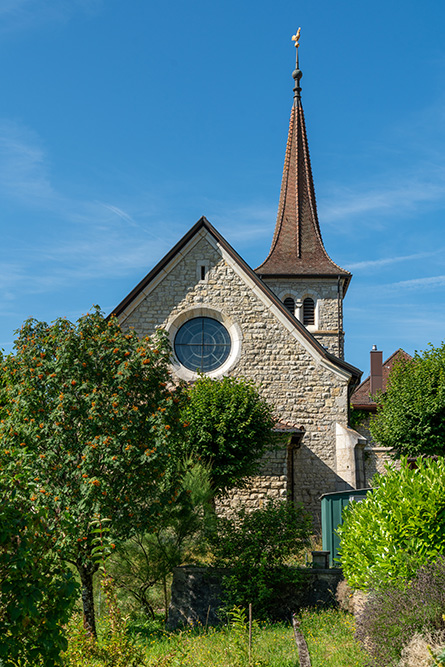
top-left (255, 98), bottom-right (351, 286)
top-left (351, 348), bottom-right (412, 410)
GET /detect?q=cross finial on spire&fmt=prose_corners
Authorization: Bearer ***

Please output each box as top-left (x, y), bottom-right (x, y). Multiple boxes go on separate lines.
top-left (291, 28), bottom-right (302, 102)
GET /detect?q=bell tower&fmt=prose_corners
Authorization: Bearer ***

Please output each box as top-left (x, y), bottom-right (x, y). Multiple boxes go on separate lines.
top-left (255, 30), bottom-right (351, 358)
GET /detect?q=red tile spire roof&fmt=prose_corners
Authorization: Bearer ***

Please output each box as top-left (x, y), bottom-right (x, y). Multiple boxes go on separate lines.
top-left (255, 47), bottom-right (351, 286)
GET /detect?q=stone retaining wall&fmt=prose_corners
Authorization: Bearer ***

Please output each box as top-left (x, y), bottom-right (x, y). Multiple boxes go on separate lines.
top-left (167, 565), bottom-right (343, 629)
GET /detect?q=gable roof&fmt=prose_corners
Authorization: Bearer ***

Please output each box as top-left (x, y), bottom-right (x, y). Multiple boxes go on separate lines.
top-left (351, 348), bottom-right (412, 410)
top-left (112, 216), bottom-right (361, 385)
top-left (255, 67), bottom-right (351, 291)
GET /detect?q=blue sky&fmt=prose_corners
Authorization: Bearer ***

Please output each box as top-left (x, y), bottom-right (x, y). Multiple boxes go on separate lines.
top-left (0, 0), bottom-right (444, 377)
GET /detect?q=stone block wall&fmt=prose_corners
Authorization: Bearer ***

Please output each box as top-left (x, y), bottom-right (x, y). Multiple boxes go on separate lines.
top-left (216, 446), bottom-right (288, 517)
top-left (119, 232), bottom-right (354, 519)
top-left (167, 566), bottom-right (344, 629)
top-left (354, 417), bottom-right (399, 483)
top-left (263, 277), bottom-right (344, 358)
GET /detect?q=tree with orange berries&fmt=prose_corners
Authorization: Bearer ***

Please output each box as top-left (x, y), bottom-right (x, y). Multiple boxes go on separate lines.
top-left (0, 308), bottom-right (185, 638)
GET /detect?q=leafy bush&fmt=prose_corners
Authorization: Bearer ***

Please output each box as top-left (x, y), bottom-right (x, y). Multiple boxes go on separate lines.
top-left (337, 457), bottom-right (445, 589)
top-left (0, 468), bottom-right (78, 666)
top-left (356, 558), bottom-right (445, 667)
top-left (178, 375), bottom-right (276, 496)
top-left (213, 500), bottom-right (311, 620)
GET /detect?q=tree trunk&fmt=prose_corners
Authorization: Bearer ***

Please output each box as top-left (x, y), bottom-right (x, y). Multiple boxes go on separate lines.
top-left (163, 574), bottom-right (169, 624)
top-left (292, 614), bottom-right (311, 667)
top-left (77, 563), bottom-right (97, 639)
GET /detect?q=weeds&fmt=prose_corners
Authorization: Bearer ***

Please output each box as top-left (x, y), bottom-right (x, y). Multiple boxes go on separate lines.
top-left (298, 608), bottom-right (367, 667)
top-left (356, 558), bottom-right (445, 666)
top-left (60, 605), bottom-right (368, 666)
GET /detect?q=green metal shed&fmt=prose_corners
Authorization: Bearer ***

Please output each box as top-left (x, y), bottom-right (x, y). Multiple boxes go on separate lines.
top-left (320, 488), bottom-right (371, 567)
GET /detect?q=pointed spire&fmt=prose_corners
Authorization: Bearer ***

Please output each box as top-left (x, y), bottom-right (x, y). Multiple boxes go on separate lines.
top-left (256, 31), bottom-right (350, 283)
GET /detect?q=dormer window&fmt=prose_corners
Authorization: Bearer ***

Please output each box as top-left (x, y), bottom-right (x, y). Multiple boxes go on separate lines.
top-left (283, 297), bottom-right (295, 316)
top-left (303, 297), bottom-right (315, 326)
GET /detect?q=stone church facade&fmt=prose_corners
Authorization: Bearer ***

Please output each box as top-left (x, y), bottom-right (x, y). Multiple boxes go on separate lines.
top-left (112, 53), bottom-right (365, 520)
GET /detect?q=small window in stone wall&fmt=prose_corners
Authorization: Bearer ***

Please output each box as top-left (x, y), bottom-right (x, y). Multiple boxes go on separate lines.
top-left (283, 297), bottom-right (295, 315)
top-left (303, 297), bottom-right (315, 326)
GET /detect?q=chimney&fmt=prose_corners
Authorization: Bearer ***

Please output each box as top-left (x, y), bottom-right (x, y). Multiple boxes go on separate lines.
top-left (370, 345), bottom-right (383, 399)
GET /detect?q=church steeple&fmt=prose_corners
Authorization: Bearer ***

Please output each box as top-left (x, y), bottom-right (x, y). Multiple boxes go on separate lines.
top-left (255, 31), bottom-right (351, 289)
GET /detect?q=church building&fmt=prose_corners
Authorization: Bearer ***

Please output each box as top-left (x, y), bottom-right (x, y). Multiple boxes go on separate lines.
top-left (112, 39), bottom-right (365, 519)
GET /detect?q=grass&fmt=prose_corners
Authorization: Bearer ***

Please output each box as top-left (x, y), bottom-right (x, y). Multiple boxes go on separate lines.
top-left (138, 621), bottom-right (298, 666)
top-left (62, 607), bottom-right (370, 666)
top-left (298, 608), bottom-right (368, 667)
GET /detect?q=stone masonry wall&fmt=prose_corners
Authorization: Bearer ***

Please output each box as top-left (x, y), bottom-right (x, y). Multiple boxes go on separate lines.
top-left (355, 416), bottom-right (399, 483)
top-left (263, 277), bottom-right (344, 358)
top-left (216, 446), bottom-right (288, 517)
top-left (119, 234), bottom-right (351, 519)
top-left (167, 566), bottom-right (344, 629)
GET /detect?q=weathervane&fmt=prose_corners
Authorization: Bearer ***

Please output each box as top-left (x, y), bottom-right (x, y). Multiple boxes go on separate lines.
top-left (291, 28), bottom-right (302, 102)
top-left (291, 27), bottom-right (301, 49)
top-left (291, 27), bottom-right (301, 66)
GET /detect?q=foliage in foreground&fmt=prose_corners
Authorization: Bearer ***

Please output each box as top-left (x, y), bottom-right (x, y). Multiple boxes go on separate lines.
top-left (0, 308), bottom-right (184, 636)
top-left (213, 500), bottom-right (311, 620)
top-left (370, 341), bottom-right (445, 457)
top-left (62, 607), bottom-right (368, 667)
top-left (108, 459), bottom-right (213, 620)
top-left (338, 457), bottom-right (445, 589)
top-left (356, 558), bottom-right (445, 667)
top-left (0, 467), bottom-right (78, 666)
top-left (178, 375), bottom-right (276, 496)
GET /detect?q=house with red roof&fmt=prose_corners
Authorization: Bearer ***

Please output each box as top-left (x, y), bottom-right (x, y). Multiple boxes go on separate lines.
top-left (351, 346), bottom-right (412, 479)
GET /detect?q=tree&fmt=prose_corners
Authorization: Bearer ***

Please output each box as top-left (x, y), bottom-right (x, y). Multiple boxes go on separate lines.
top-left (0, 308), bottom-right (185, 637)
top-left (370, 342), bottom-right (445, 457)
top-left (337, 457), bottom-right (445, 590)
top-left (108, 459), bottom-right (213, 620)
top-left (177, 375), bottom-right (276, 496)
top-left (0, 465), bottom-right (78, 666)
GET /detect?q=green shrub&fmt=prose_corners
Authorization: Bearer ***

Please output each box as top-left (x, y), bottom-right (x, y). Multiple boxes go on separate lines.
top-left (213, 500), bottom-right (311, 620)
top-left (178, 375), bottom-right (276, 496)
top-left (337, 457), bottom-right (445, 589)
top-left (63, 577), bottom-right (148, 667)
top-left (0, 468), bottom-right (78, 666)
top-left (108, 460), bottom-right (213, 620)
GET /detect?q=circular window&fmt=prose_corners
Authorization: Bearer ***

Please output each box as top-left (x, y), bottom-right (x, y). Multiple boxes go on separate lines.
top-left (174, 317), bottom-right (231, 372)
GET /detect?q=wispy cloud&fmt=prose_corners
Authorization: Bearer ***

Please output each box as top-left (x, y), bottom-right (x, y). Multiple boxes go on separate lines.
top-left (318, 95), bottom-right (445, 230)
top-left (0, 120), bottom-right (57, 206)
top-left (319, 170), bottom-right (445, 227)
top-left (347, 249), bottom-right (444, 271)
top-left (209, 202), bottom-right (276, 243)
top-left (0, 119), bottom-right (172, 300)
top-left (385, 275), bottom-right (445, 291)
